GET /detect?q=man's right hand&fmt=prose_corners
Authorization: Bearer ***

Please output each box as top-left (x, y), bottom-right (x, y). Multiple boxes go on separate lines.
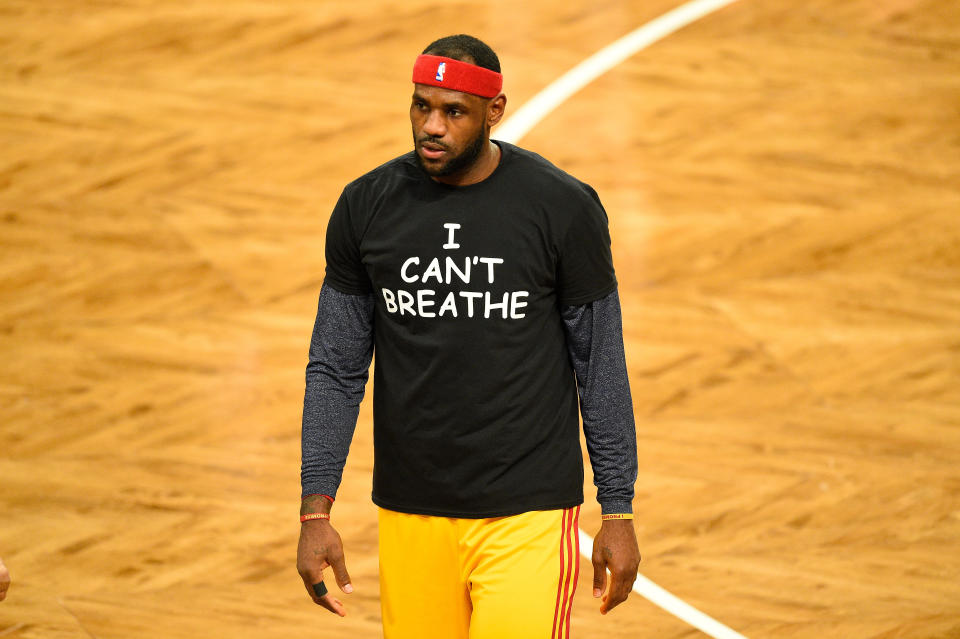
top-left (296, 499), bottom-right (353, 616)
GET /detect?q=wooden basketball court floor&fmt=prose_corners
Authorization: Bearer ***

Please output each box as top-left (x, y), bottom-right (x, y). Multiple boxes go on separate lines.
top-left (1, 1), bottom-right (958, 637)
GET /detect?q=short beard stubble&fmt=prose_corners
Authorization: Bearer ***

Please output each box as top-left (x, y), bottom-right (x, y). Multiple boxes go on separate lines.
top-left (415, 123), bottom-right (488, 179)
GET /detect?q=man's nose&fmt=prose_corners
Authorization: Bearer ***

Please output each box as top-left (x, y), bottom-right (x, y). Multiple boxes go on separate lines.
top-left (422, 109), bottom-right (446, 138)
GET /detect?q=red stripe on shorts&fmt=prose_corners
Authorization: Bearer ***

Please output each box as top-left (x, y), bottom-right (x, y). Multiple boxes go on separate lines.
top-left (551, 508), bottom-right (570, 639)
top-left (557, 507), bottom-right (576, 639)
top-left (564, 505), bottom-right (582, 639)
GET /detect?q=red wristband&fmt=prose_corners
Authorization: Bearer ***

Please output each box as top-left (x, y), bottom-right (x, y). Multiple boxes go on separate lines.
top-left (300, 513), bottom-right (331, 523)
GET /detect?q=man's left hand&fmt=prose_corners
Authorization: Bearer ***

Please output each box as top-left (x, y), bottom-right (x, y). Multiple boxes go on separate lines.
top-left (591, 519), bottom-right (641, 615)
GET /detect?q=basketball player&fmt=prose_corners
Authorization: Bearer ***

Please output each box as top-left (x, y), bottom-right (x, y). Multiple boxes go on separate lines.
top-left (297, 34), bottom-right (641, 638)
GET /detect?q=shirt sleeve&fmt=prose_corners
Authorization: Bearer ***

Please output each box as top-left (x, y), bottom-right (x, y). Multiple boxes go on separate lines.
top-left (324, 189), bottom-right (373, 295)
top-left (556, 183), bottom-right (618, 306)
top-left (301, 281), bottom-right (375, 499)
top-left (560, 287), bottom-right (638, 515)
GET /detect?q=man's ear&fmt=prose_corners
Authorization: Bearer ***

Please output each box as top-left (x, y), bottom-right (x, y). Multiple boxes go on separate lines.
top-left (487, 93), bottom-right (507, 127)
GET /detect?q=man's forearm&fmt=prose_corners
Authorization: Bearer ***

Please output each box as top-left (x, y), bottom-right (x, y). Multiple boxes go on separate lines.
top-left (561, 287), bottom-right (638, 515)
top-left (301, 494), bottom-right (334, 515)
top-left (301, 282), bottom-right (375, 500)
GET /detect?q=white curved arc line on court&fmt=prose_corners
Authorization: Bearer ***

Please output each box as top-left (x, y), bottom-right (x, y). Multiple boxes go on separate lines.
top-left (496, 0), bottom-right (740, 144)
top-left (580, 532), bottom-right (748, 639)
top-left (496, 1), bottom-right (748, 638)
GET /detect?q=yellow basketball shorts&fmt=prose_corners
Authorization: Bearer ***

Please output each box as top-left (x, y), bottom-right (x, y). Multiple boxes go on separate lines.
top-left (378, 505), bottom-right (581, 639)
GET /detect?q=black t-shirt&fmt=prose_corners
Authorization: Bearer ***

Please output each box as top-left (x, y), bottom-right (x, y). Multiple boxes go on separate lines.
top-left (324, 140), bottom-right (617, 517)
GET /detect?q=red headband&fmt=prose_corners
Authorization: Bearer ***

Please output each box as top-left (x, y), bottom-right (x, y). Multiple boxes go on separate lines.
top-left (412, 55), bottom-right (503, 98)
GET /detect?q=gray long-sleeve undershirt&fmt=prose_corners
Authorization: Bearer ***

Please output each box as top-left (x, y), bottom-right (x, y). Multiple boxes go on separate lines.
top-left (301, 282), bottom-right (638, 515)
top-left (300, 284), bottom-right (375, 501)
top-left (559, 289), bottom-right (638, 515)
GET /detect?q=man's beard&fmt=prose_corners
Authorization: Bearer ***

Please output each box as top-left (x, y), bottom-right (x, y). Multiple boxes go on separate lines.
top-left (415, 124), bottom-right (487, 178)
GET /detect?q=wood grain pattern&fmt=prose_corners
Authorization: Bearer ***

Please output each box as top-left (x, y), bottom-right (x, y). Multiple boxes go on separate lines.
top-left (2, 1), bottom-right (958, 637)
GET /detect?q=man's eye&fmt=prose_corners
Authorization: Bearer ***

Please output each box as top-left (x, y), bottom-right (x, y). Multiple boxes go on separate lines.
top-left (448, 109), bottom-right (461, 116)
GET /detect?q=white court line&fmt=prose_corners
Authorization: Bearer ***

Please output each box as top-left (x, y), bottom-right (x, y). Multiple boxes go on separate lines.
top-left (581, 532), bottom-right (748, 639)
top-left (496, 1), bottom-right (748, 638)
top-left (497, 0), bottom-right (740, 143)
